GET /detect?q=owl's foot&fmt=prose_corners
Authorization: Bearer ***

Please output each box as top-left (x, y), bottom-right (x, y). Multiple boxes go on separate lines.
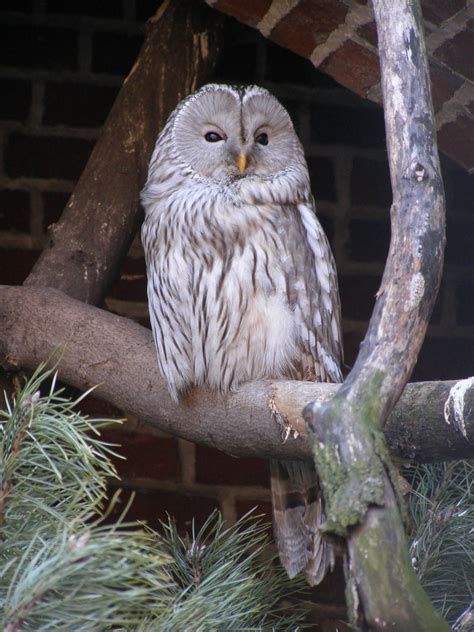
top-left (269, 395), bottom-right (300, 443)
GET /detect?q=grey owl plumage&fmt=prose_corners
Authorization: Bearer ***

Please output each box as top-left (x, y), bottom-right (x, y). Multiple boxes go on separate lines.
top-left (141, 84), bottom-right (343, 585)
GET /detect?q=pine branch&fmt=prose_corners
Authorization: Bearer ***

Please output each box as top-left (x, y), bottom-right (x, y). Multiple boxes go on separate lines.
top-left (407, 461), bottom-right (474, 629)
top-left (3, 362), bottom-right (470, 630)
top-left (158, 510), bottom-right (309, 631)
top-left (0, 362), bottom-right (120, 552)
top-left (0, 363), bottom-right (310, 630)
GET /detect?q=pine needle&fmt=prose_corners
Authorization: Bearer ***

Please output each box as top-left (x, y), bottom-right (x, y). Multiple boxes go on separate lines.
top-left (0, 363), bottom-right (309, 630)
top-left (406, 461), bottom-right (473, 630)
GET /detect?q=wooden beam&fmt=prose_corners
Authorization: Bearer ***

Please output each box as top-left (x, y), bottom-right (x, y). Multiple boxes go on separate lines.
top-left (24, 0), bottom-right (222, 305)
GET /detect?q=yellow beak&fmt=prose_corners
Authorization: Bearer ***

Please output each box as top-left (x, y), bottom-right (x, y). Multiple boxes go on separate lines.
top-left (237, 153), bottom-right (247, 174)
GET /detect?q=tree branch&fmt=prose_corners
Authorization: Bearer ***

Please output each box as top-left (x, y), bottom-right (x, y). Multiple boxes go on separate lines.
top-left (23, 0), bottom-right (222, 305)
top-left (1, 286), bottom-right (472, 464)
top-left (303, 0), bottom-right (449, 629)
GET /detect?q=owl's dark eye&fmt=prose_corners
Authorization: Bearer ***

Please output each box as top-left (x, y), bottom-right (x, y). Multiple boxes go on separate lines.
top-left (204, 131), bottom-right (223, 143)
top-left (255, 133), bottom-right (268, 146)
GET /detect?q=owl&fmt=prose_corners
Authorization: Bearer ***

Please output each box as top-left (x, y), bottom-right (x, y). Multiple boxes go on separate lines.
top-left (141, 84), bottom-right (343, 586)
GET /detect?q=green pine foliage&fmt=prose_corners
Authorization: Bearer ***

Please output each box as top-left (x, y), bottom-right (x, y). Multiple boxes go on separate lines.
top-left (157, 511), bottom-right (307, 631)
top-left (0, 363), bottom-right (308, 631)
top-left (406, 461), bottom-right (473, 630)
top-left (1, 363), bottom-right (472, 630)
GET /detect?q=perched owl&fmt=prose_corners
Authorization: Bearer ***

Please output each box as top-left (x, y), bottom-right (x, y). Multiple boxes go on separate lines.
top-left (141, 84), bottom-right (343, 585)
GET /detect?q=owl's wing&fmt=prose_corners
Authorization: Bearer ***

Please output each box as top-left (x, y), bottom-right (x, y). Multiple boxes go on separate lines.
top-left (141, 211), bottom-right (193, 401)
top-left (270, 198), bottom-right (342, 585)
top-left (281, 198), bottom-right (343, 384)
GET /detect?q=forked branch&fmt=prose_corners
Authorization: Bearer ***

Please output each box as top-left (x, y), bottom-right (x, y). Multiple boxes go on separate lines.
top-left (304, 0), bottom-right (449, 629)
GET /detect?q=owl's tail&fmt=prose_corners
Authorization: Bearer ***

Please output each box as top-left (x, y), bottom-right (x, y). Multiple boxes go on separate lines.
top-left (270, 459), bottom-right (335, 586)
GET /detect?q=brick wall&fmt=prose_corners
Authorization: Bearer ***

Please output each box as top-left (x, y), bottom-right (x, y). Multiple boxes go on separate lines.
top-left (208, 0), bottom-right (474, 174)
top-left (0, 0), bottom-right (473, 572)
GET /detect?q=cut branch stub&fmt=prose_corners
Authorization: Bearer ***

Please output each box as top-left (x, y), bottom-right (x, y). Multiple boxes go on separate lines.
top-left (24, 0), bottom-right (223, 305)
top-left (304, 0), bottom-right (448, 629)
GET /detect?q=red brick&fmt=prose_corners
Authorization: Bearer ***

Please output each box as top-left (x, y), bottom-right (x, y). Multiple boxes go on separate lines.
top-left (321, 40), bottom-right (380, 98)
top-left (421, 0), bottom-right (466, 25)
top-left (456, 276), bottom-right (474, 326)
top-left (437, 114), bottom-right (474, 173)
top-left (43, 192), bottom-right (70, 228)
top-left (196, 445), bottom-right (269, 487)
top-left (137, 315), bottom-right (152, 330)
top-left (430, 284), bottom-right (444, 324)
top-left (235, 499), bottom-right (272, 523)
top-left (342, 330), bottom-right (365, 370)
top-left (106, 486), bottom-right (220, 531)
top-left (0, 190), bottom-right (30, 233)
top-left (1, 0), bottom-right (33, 11)
top-left (212, 40), bottom-right (260, 84)
top-left (311, 104), bottom-right (386, 147)
top-left (445, 219), bottom-right (474, 266)
top-left (213, 0), bottom-right (272, 26)
top-left (318, 214), bottom-right (335, 247)
top-left (357, 21), bottom-right (377, 47)
top-left (265, 40), bottom-right (337, 87)
top-left (44, 82), bottom-right (118, 128)
top-left (308, 156), bottom-right (337, 202)
top-left (0, 249), bottom-right (40, 285)
top-left (136, 0), bottom-right (164, 22)
top-left (46, 0), bottom-right (122, 18)
top-left (348, 218), bottom-right (390, 263)
top-left (0, 79), bottom-right (31, 121)
top-left (457, 278), bottom-right (474, 326)
top-left (109, 257), bottom-right (147, 302)
top-left (308, 611), bottom-right (350, 631)
top-left (428, 60), bottom-right (463, 112)
top-left (434, 30), bottom-right (474, 82)
top-left (100, 430), bottom-right (181, 481)
top-left (412, 337), bottom-right (474, 381)
top-left (0, 24), bottom-right (77, 70)
top-left (271, 0), bottom-right (348, 58)
top-left (306, 559), bottom-right (346, 607)
top-left (5, 133), bottom-right (94, 180)
top-left (350, 156), bottom-right (391, 206)
top-left (75, 393), bottom-right (123, 418)
top-left (339, 275), bottom-right (381, 321)
top-left (443, 158), bottom-right (474, 214)
top-left (340, 274), bottom-right (443, 325)
top-left (92, 31), bottom-right (143, 75)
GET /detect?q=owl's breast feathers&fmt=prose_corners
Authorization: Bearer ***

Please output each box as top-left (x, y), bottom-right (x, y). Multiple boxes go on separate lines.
top-left (142, 175), bottom-right (342, 400)
top-left (141, 84), bottom-right (342, 587)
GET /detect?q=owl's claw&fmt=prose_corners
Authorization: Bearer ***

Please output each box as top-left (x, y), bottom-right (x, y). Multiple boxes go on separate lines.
top-left (269, 395), bottom-right (300, 443)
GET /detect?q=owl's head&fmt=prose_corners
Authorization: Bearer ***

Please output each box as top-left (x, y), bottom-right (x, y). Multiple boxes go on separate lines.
top-left (169, 84), bottom-right (304, 181)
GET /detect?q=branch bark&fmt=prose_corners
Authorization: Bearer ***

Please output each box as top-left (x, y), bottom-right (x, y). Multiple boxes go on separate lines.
top-left (23, 0), bottom-right (222, 305)
top-left (1, 286), bottom-right (472, 464)
top-left (303, 0), bottom-right (449, 629)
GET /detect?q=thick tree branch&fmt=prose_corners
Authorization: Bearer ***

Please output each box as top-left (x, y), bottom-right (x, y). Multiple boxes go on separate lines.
top-left (303, 0), bottom-right (448, 629)
top-left (1, 286), bottom-right (472, 464)
top-left (24, 0), bottom-right (222, 305)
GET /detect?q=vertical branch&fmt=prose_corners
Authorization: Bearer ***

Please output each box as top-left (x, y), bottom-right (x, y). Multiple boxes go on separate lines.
top-left (24, 0), bottom-right (222, 305)
top-left (304, 0), bottom-right (447, 629)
